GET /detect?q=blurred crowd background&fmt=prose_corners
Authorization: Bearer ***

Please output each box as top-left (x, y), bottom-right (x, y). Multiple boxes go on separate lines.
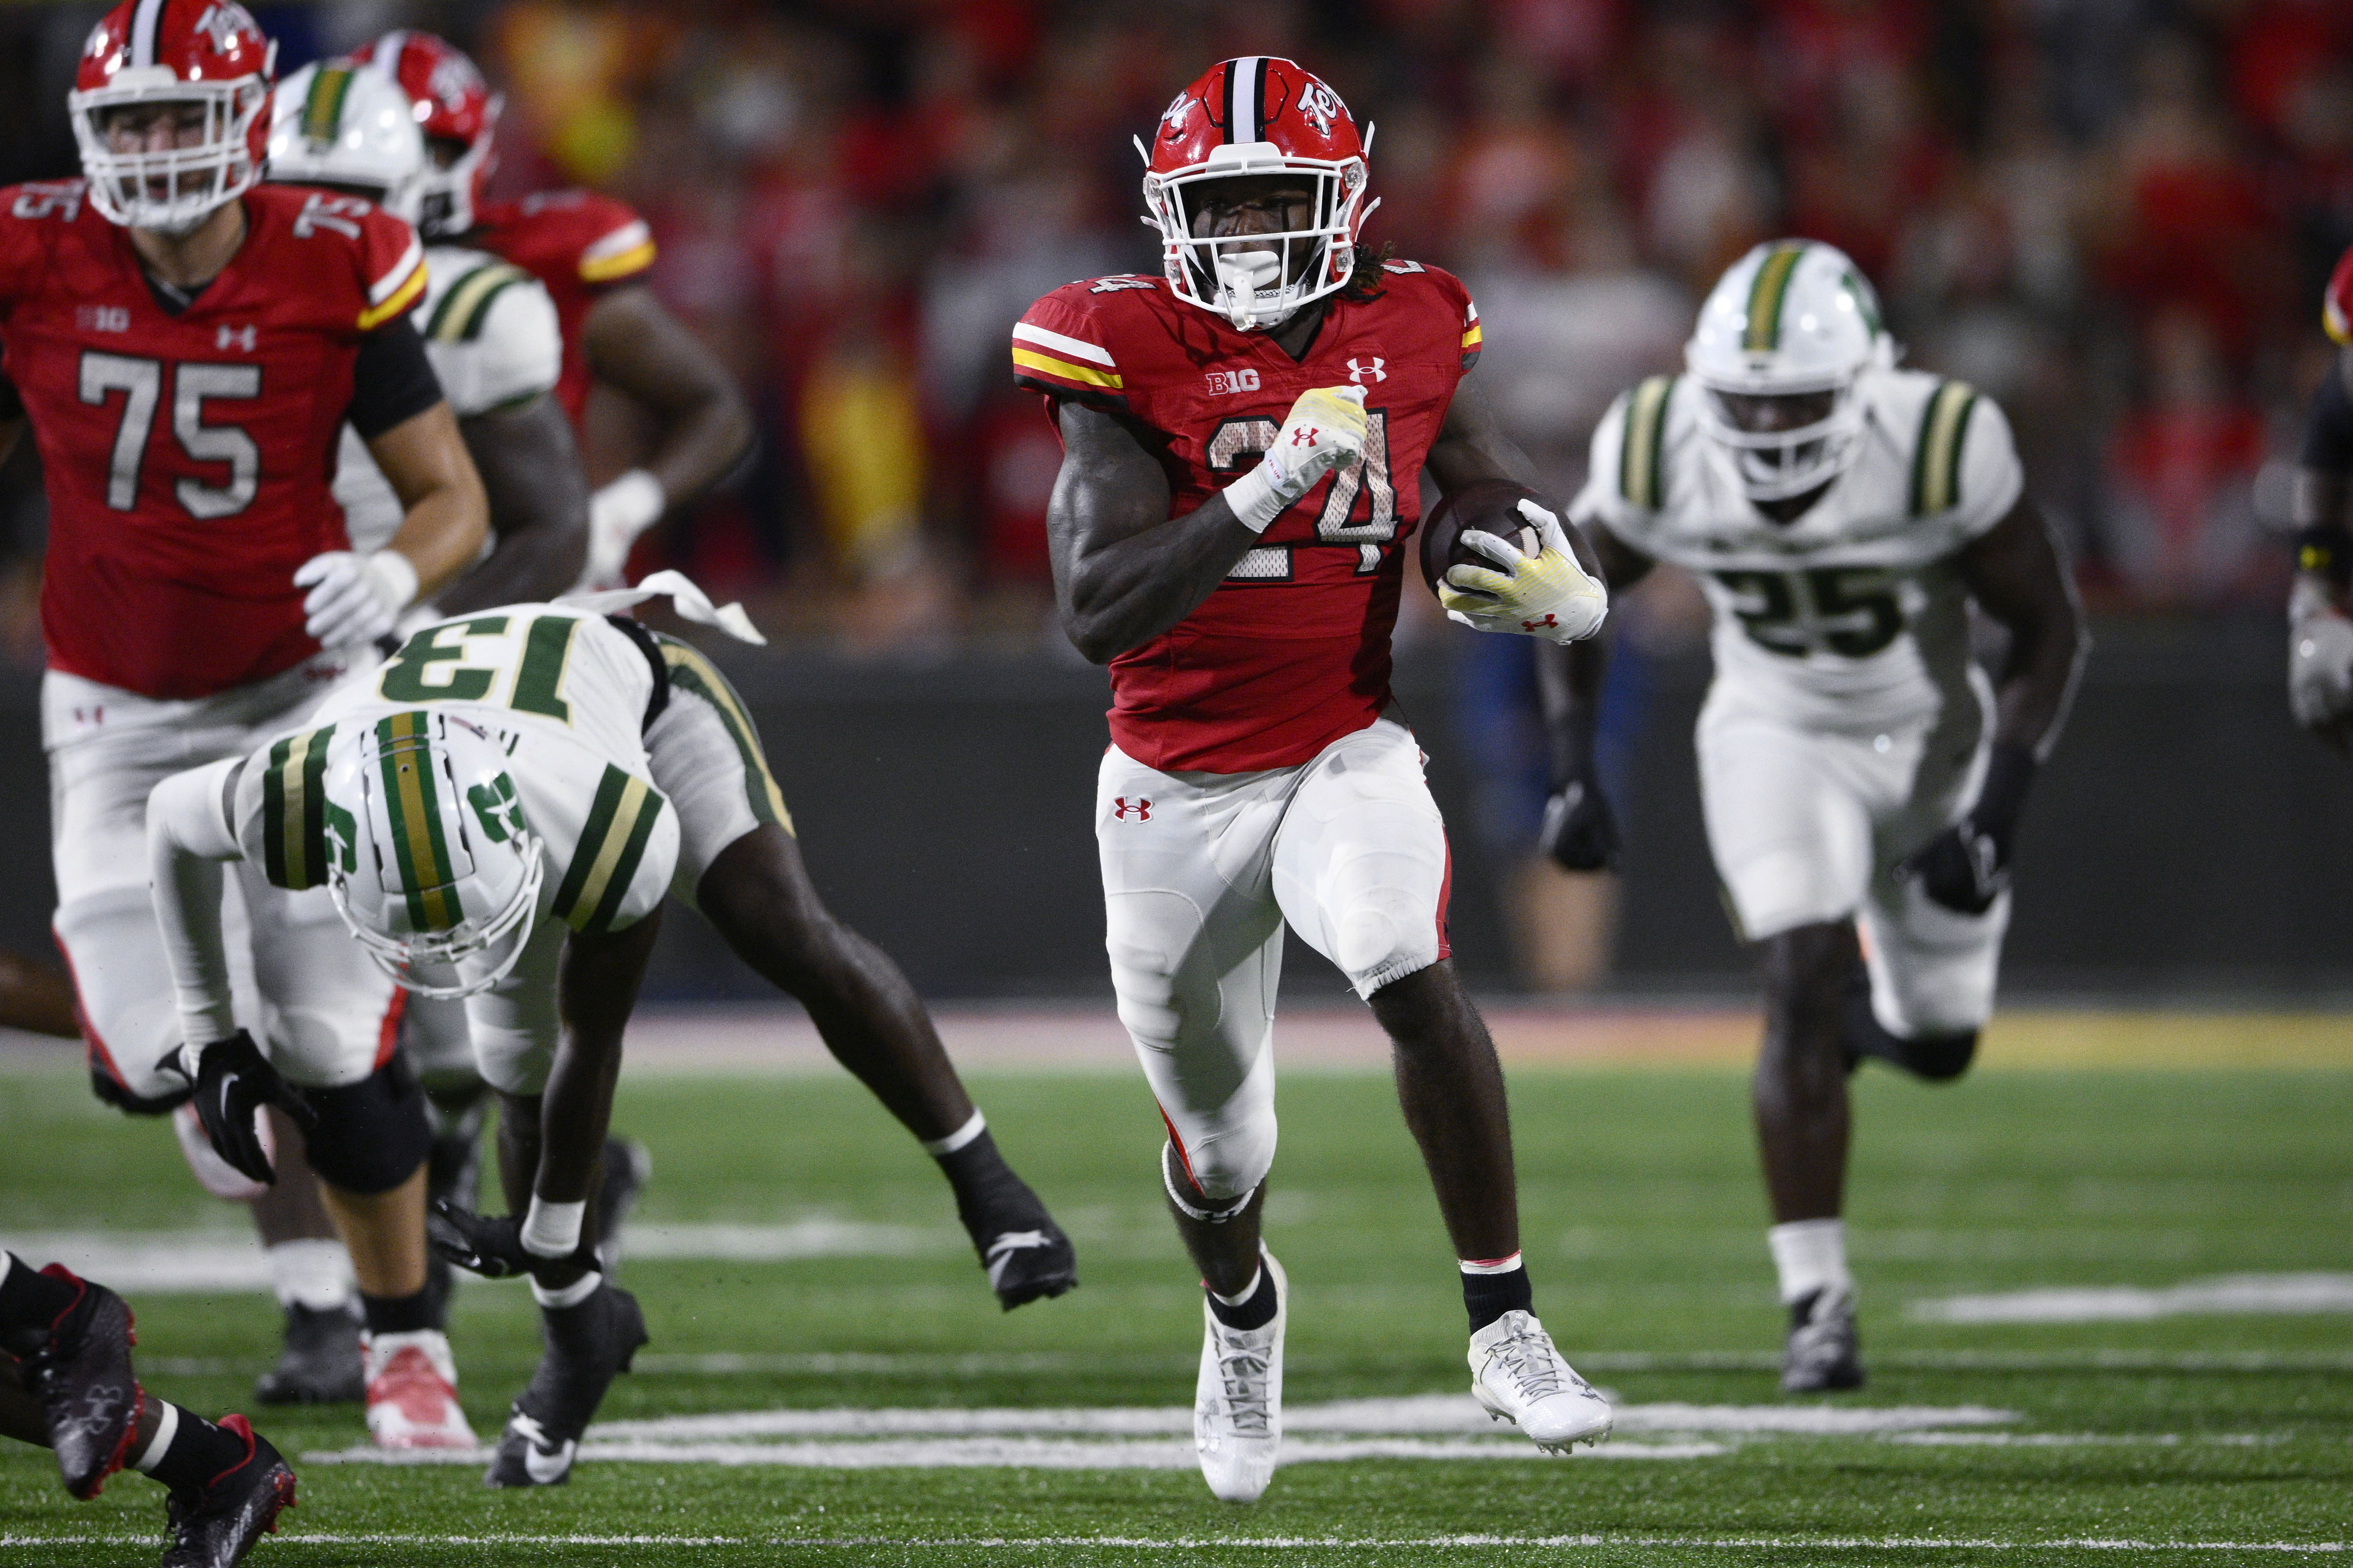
top-left (2, 0), bottom-right (2350, 992)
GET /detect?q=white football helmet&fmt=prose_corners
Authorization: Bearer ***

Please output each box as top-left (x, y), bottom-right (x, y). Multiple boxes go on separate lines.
top-left (1685, 240), bottom-right (1895, 502)
top-left (320, 710), bottom-right (543, 1000)
top-left (265, 59), bottom-right (428, 223)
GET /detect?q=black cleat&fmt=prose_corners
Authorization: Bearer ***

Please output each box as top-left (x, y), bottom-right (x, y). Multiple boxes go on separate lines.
top-left (162, 1414), bottom-right (296, 1568)
top-left (20, 1266), bottom-right (142, 1498)
top-left (254, 1302), bottom-right (363, 1405)
top-left (484, 1281), bottom-right (648, 1488)
top-left (1781, 1287), bottom-right (1865, 1394)
top-left (593, 1138), bottom-right (651, 1278)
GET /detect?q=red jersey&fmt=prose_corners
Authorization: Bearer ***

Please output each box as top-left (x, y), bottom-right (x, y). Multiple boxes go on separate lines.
top-left (2326, 243), bottom-right (2353, 346)
top-left (1015, 263), bottom-right (1483, 772)
top-left (0, 180), bottom-right (427, 699)
top-left (469, 191), bottom-right (655, 427)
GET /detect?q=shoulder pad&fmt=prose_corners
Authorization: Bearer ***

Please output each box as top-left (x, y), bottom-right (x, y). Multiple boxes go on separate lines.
top-left (1618, 376), bottom-right (1678, 510)
top-left (423, 258), bottom-right (537, 345)
top-left (253, 724), bottom-right (345, 892)
top-left (1908, 379), bottom-right (1980, 516)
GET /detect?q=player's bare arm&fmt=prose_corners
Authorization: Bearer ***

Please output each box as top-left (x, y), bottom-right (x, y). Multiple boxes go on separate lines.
top-left (582, 287), bottom-right (752, 503)
top-left (2288, 345), bottom-right (2353, 745)
top-left (1047, 399), bottom-right (1265, 663)
top-left (366, 401), bottom-right (491, 597)
top-left (1536, 530), bottom-right (1660, 871)
top-left (1954, 495), bottom-right (2091, 758)
top-left (436, 393), bottom-right (591, 613)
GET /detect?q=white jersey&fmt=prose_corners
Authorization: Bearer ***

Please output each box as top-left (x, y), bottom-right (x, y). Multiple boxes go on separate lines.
top-left (1576, 368), bottom-right (2023, 734)
top-left (246, 604), bottom-right (673, 940)
top-left (336, 245), bottom-right (562, 553)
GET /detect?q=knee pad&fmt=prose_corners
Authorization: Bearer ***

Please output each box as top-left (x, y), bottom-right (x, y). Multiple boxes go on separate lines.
top-left (300, 1054), bottom-right (431, 1195)
top-left (1162, 1143), bottom-right (1256, 1222)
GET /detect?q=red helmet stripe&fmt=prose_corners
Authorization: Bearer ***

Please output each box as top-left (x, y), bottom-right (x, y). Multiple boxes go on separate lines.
top-left (129, 0), bottom-right (168, 68)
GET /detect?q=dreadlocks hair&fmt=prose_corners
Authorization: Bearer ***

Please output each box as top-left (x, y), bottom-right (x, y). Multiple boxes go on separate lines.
top-left (1340, 240), bottom-right (1395, 302)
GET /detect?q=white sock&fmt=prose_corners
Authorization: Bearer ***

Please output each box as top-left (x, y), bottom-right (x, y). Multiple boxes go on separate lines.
top-left (1207, 1266), bottom-right (1263, 1309)
top-left (531, 1271), bottom-right (603, 1311)
top-left (266, 1239), bottom-right (352, 1312)
top-left (1767, 1218), bottom-right (1852, 1306)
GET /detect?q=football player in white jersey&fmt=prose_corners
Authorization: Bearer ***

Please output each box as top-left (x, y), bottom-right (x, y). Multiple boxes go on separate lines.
top-left (1548, 241), bottom-right (2089, 1391)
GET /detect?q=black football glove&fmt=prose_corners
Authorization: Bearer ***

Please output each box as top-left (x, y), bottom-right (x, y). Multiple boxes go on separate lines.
top-left (1539, 779), bottom-right (1620, 873)
top-left (175, 1031), bottom-right (315, 1186)
top-left (1900, 742), bottom-right (2037, 916)
top-left (428, 1200), bottom-right (598, 1284)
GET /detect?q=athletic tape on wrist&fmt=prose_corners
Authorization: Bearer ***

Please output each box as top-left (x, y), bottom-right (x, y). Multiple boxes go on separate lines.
top-left (520, 1197), bottom-right (587, 1259)
top-left (922, 1109), bottom-right (987, 1157)
top-left (1221, 460), bottom-right (1297, 535)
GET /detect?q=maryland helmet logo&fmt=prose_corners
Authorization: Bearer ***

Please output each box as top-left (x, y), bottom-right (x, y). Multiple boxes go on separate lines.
top-left (1295, 79), bottom-right (1344, 139)
top-left (428, 51), bottom-right (484, 112)
top-left (192, 2), bottom-right (259, 54)
top-left (1159, 90), bottom-right (1192, 141)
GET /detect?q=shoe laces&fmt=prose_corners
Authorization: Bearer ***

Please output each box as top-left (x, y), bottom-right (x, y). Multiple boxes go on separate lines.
top-left (1206, 1333), bottom-right (1274, 1436)
top-left (1487, 1323), bottom-right (1571, 1403)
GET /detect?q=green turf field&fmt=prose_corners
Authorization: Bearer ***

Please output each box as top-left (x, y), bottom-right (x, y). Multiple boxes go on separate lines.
top-left (4, 1056), bottom-right (2350, 1565)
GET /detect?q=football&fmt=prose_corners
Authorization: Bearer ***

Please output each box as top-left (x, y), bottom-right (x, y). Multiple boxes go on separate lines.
top-left (1417, 479), bottom-right (1545, 602)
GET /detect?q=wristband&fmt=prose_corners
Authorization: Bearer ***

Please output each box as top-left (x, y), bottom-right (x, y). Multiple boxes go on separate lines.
top-left (1221, 457), bottom-right (1298, 535)
top-left (592, 469), bottom-right (667, 536)
top-left (520, 1196), bottom-right (587, 1258)
top-left (366, 550), bottom-right (421, 613)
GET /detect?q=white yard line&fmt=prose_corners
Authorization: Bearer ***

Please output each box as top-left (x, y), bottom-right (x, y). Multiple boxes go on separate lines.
top-left (1913, 1274), bottom-right (2353, 1324)
top-left (2, 1532), bottom-right (2346, 1553)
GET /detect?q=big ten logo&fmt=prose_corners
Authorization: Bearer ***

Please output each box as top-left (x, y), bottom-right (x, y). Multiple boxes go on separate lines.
top-left (1205, 369), bottom-right (1262, 396)
top-left (77, 305), bottom-right (130, 334)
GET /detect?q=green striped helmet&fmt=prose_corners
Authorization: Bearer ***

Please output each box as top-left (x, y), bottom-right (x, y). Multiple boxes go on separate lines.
top-left (323, 709), bottom-right (544, 1000)
top-left (1683, 239), bottom-right (1892, 502)
top-left (262, 59), bottom-right (427, 223)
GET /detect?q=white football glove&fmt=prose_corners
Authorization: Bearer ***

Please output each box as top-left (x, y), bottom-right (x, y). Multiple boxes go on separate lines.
top-left (1223, 384), bottom-right (1369, 533)
top-left (2289, 597), bottom-right (2353, 730)
top-left (582, 468), bottom-right (666, 589)
top-left (294, 550), bottom-right (418, 649)
top-left (1437, 498), bottom-right (1609, 644)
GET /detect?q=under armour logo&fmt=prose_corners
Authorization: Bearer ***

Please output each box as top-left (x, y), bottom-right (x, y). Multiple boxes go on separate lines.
top-left (216, 324), bottom-right (256, 352)
top-left (1348, 357), bottom-right (1386, 382)
top-left (1290, 427), bottom-right (1319, 447)
top-left (1112, 797), bottom-right (1152, 821)
top-left (1522, 614), bottom-right (1558, 632)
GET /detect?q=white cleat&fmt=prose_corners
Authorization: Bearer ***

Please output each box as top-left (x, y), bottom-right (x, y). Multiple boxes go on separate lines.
top-left (1469, 1309), bottom-right (1612, 1454)
top-left (1194, 1251), bottom-right (1286, 1504)
top-left (363, 1329), bottom-right (478, 1449)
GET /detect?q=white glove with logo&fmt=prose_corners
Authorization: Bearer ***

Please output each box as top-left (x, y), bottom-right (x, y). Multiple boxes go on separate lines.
top-left (1437, 497), bottom-right (1609, 644)
top-left (2289, 578), bottom-right (2353, 731)
top-left (294, 550), bottom-right (419, 649)
top-left (1222, 384), bottom-right (1369, 534)
top-left (582, 468), bottom-right (666, 589)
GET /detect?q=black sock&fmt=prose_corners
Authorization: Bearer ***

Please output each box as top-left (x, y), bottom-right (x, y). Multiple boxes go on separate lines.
top-left (0, 1255), bottom-right (82, 1352)
top-left (1206, 1265), bottom-right (1279, 1332)
top-left (360, 1289), bottom-right (434, 1337)
top-left (139, 1404), bottom-right (249, 1494)
top-left (934, 1130), bottom-right (1044, 1240)
top-left (1464, 1264), bottom-right (1534, 1333)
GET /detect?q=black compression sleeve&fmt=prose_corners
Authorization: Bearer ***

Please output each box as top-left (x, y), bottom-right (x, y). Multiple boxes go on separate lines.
top-left (2301, 356), bottom-right (2353, 476)
top-left (347, 318), bottom-right (445, 440)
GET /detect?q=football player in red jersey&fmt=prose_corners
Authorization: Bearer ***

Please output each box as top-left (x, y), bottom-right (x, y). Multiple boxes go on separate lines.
top-left (2288, 245), bottom-right (2353, 741)
top-left (354, 30), bottom-right (753, 587)
top-left (1019, 58), bottom-right (1612, 1502)
top-left (0, 0), bottom-right (489, 1450)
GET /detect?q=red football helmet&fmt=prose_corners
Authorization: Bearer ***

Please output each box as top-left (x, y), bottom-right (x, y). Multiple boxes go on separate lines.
top-left (353, 30), bottom-right (500, 240)
top-left (69, 0), bottom-right (277, 233)
top-left (1139, 57), bottom-right (1374, 331)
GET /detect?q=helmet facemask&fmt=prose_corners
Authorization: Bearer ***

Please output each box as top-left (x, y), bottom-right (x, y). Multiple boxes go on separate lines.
top-left (72, 69), bottom-right (273, 234)
top-left (1143, 142), bottom-right (1369, 330)
top-left (414, 101), bottom-right (498, 241)
top-left (1692, 381), bottom-right (1870, 503)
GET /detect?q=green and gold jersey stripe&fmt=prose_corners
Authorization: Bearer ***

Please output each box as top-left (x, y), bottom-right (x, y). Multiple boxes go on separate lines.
top-left (1741, 242), bottom-right (1809, 353)
top-left (656, 634), bottom-right (794, 835)
top-left (1909, 379), bottom-right (1979, 516)
top-left (1619, 375), bottom-right (1676, 511)
top-left (425, 262), bottom-right (530, 344)
top-left (374, 711), bottom-right (462, 932)
top-left (300, 66), bottom-right (354, 145)
top-left (552, 765), bottom-right (666, 934)
top-left (260, 724), bottom-right (336, 891)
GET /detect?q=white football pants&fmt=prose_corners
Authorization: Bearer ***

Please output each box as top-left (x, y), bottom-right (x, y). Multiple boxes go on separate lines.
top-left (1696, 673), bottom-right (2007, 1038)
top-left (1098, 716), bottom-right (1452, 1202)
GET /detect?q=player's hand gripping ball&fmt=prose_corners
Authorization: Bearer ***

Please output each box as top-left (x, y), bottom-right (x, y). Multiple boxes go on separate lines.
top-left (1422, 484), bottom-right (1608, 644)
